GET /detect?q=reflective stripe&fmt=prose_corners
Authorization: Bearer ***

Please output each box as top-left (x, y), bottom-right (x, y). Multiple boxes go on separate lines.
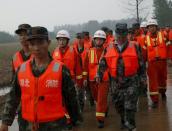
top-left (19, 63), bottom-right (26, 72)
top-left (76, 75), bottom-right (83, 80)
top-left (90, 49), bottom-right (94, 63)
top-left (54, 52), bottom-right (59, 57)
top-left (53, 62), bottom-right (60, 72)
top-left (142, 45), bottom-right (147, 50)
top-left (158, 32), bottom-right (162, 44)
top-left (149, 92), bottom-right (159, 95)
top-left (146, 36), bottom-right (151, 46)
top-left (65, 114), bottom-right (70, 119)
top-left (96, 112), bottom-right (105, 117)
top-left (82, 72), bottom-right (88, 75)
top-left (158, 86), bottom-right (166, 89)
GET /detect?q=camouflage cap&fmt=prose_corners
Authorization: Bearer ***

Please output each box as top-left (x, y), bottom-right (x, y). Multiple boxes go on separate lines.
top-left (15, 24), bottom-right (31, 34)
top-left (27, 26), bottom-right (49, 41)
top-left (101, 26), bottom-right (109, 33)
top-left (76, 32), bottom-right (84, 39)
top-left (132, 23), bottom-right (140, 30)
top-left (82, 31), bottom-right (89, 36)
top-left (115, 23), bottom-right (128, 36)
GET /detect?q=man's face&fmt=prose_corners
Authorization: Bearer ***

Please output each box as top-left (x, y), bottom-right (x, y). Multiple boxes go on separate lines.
top-left (148, 25), bottom-right (157, 34)
top-left (134, 28), bottom-right (140, 35)
top-left (94, 38), bottom-right (105, 47)
top-left (78, 38), bottom-right (84, 46)
top-left (116, 35), bottom-right (128, 45)
top-left (165, 27), bottom-right (170, 32)
top-left (18, 30), bottom-right (29, 49)
top-left (57, 37), bottom-right (68, 48)
top-left (28, 38), bottom-right (50, 59)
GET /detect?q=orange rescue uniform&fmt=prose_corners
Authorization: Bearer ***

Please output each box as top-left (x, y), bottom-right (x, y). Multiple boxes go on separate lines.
top-left (88, 47), bottom-right (109, 121)
top-left (145, 31), bottom-right (167, 102)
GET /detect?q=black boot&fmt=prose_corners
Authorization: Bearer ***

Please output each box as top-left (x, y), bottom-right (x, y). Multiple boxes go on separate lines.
top-left (125, 110), bottom-right (136, 131)
top-left (97, 120), bottom-right (104, 128)
top-left (120, 119), bottom-right (126, 129)
top-left (151, 101), bottom-right (158, 108)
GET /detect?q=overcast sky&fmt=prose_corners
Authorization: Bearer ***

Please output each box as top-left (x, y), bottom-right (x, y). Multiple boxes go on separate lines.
top-left (0, 0), bottom-right (153, 34)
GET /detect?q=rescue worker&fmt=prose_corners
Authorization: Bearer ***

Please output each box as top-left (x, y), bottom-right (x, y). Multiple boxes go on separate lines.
top-left (13, 23), bottom-right (31, 131)
top-left (52, 30), bottom-right (83, 129)
top-left (73, 32), bottom-right (88, 112)
top-left (101, 27), bottom-right (114, 48)
top-left (164, 26), bottom-right (172, 59)
top-left (108, 29), bottom-right (115, 43)
top-left (140, 21), bottom-right (148, 35)
top-left (52, 30), bottom-right (82, 83)
top-left (82, 31), bottom-right (95, 107)
top-left (12, 24), bottom-right (31, 73)
top-left (145, 19), bottom-right (167, 108)
top-left (0, 26), bottom-right (81, 131)
top-left (132, 23), bottom-right (147, 62)
top-left (83, 31), bottom-right (92, 49)
top-left (97, 23), bottom-right (146, 131)
top-left (87, 30), bottom-right (109, 128)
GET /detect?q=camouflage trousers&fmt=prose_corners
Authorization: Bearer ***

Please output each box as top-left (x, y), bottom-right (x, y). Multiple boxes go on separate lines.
top-left (76, 87), bottom-right (85, 112)
top-left (17, 110), bottom-right (28, 131)
top-left (110, 76), bottom-right (139, 128)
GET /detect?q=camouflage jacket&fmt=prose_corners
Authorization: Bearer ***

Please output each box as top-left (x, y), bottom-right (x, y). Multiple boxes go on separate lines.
top-left (2, 57), bottom-right (81, 126)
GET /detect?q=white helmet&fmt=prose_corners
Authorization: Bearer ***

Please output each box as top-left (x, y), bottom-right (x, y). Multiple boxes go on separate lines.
top-left (93, 30), bottom-right (106, 39)
top-left (147, 19), bottom-right (158, 27)
top-left (56, 30), bottom-right (70, 39)
top-left (140, 21), bottom-right (147, 28)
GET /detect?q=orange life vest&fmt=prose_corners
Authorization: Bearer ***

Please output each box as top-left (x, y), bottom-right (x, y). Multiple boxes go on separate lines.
top-left (52, 46), bottom-right (75, 76)
top-left (105, 42), bottom-right (139, 77)
top-left (18, 60), bottom-right (65, 122)
top-left (12, 51), bottom-right (24, 71)
top-left (88, 48), bottom-right (109, 81)
top-left (146, 31), bottom-right (167, 61)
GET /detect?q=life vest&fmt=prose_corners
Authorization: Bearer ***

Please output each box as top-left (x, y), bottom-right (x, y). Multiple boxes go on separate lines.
top-left (88, 48), bottom-right (109, 81)
top-left (146, 31), bottom-right (167, 61)
top-left (12, 51), bottom-right (24, 71)
top-left (105, 42), bottom-right (139, 77)
top-left (52, 46), bottom-right (75, 76)
top-left (18, 60), bottom-right (65, 122)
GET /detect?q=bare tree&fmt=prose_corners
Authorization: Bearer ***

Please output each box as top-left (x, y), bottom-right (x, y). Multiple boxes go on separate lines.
top-left (120, 0), bottom-right (151, 23)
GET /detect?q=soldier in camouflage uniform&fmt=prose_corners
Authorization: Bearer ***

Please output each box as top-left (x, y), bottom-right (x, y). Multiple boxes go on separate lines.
top-left (97, 23), bottom-right (147, 131)
top-left (0, 26), bottom-right (81, 131)
top-left (13, 24), bottom-right (31, 131)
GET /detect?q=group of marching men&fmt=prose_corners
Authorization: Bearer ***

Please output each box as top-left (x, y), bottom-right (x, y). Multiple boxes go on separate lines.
top-left (0, 18), bottom-right (172, 131)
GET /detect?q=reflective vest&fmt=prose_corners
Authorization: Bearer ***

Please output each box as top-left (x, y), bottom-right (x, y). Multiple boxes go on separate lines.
top-left (12, 51), bottom-right (24, 71)
top-left (18, 60), bottom-right (65, 122)
top-left (105, 42), bottom-right (139, 77)
top-left (88, 48), bottom-right (109, 81)
top-left (146, 31), bottom-right (167, 61)
top-left (52, 46), bottom-right (75, 76)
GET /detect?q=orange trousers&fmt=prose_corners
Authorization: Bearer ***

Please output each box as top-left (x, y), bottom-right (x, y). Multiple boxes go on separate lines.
top-left (147, 60), bottom-right (167, 102)
top-left (89, 81), bottom-right (109, 121)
